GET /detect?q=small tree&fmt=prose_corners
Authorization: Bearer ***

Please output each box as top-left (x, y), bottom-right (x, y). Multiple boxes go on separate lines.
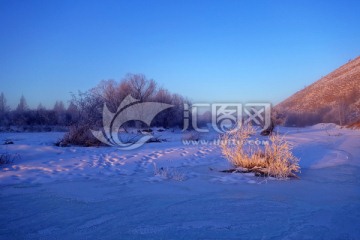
top-left (125, 73), bottom-right (157, 102)
top-left (0, 92), bottom-right (10, 126)
top-left (35, 103), bottom-right (48, 125)
top-left (0, 92), bottom-right (10, 114)
top-left (16, 95), bottom-right (29, 112)
top-left (53, 100), bottom-right (66, 125)
top-left (66, 101), bottom-right (79, 125)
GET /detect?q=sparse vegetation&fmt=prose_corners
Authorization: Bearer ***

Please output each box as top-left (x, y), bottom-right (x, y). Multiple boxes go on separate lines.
top-left (181, 131), bottom-right (202, 142)
top-left (0, 152), bottom-right (20, 166)
top-left (220, 123), bottom-right (300, 179)
top-left (153, 163), bottom-right (185, 181)
top-left (347, 120), bottom-right (360, 129)
top-left (60, 124), bottom-right (103, 147)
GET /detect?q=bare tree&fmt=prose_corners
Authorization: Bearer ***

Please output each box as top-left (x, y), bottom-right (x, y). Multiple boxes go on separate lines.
top-left (153, 88), bottom-right (172, 103)
top-left (0, 92), bottom-right (10, 114)
top-left (35, 103), bottom-right (48, 125)
top-left (37, 103), bottom-right (46, 111)
top-left (62, 73), bottom-right (189, 145)
top-left (66, 101), bottom-right (79, 124)
top-left (53, 101), bottom-right (65, 113)
top-left (0, 92), bottom-right (10, 125)
top-left (124, 74), bottom-right (157, 102)
top-left (170, 93), bottom-right (187, 127)
top-left (16, 95), bottom-right (28, 112)
top-left (53, 100), bottom-right (66, 125)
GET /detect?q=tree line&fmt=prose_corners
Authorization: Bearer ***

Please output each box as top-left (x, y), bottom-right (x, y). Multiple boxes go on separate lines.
top-left (1, 74), bottom-right (190, 140)
top-left (0, 92), bottom-right (78, 130)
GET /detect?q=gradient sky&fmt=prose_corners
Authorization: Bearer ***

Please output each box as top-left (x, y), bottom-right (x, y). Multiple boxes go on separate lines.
top-left (1, 0), bottom-right (360, 109)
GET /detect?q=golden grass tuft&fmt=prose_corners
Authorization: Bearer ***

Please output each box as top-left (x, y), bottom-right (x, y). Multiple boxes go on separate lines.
top-left (220, 123), bottom-right (300, 179)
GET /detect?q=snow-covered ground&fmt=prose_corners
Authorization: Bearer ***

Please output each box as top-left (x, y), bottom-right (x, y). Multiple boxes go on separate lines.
top-left (1, 124), bottom-right (360, 239)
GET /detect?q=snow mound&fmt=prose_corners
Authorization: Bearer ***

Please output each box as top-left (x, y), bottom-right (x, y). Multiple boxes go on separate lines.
top-left (310, 123), bottom-right (341, 130)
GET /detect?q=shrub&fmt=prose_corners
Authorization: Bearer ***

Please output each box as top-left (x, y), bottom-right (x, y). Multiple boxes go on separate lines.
top-left (220, 123), bottom-right (262, 169)
top-left (264, 134), bottom-right (300, 178)
top-left (60, 124), bottom-right (102, 147)
top-left (0, 152), bottom-right (20, 165)
top-left (220, 123), bottom-right (300, 179)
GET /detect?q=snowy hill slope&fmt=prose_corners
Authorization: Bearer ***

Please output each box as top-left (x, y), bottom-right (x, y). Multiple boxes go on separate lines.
top-left (276, 57), bottom-right (360, 124)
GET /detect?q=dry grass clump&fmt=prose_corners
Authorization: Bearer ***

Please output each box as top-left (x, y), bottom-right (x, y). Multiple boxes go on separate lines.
top-left (59, 124), bottom-right (102, 147)
top-left (220, 123), bottom-right (300, 179)
top-left (220, 124), bottom-right (264, 169)
top-left (153, 163), bottom-right (185, 181)
top-left (0, 152), bottom-right (20, 166)
top-left (264, 134), bottom-right (300, 178)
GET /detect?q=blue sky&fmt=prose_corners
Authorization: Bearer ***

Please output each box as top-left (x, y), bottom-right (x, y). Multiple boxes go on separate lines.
top-left (1, 0), bottom-right (360, 109)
